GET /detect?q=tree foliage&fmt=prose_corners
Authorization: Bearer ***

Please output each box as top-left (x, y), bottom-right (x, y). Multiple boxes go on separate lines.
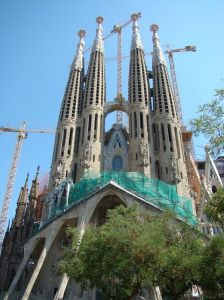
top-left (199, 234), bottom-right (224, 299)
top-left (190, 88), bottom-right (224, 157)
top-left (59, 206), bottom-right (203, 299)
top-left (205, 188), bottom-right (224, 230)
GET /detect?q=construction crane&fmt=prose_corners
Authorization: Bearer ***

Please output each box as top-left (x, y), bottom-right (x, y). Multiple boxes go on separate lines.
top-left (84, 13), bottom-right (141, 125)
top-left (0, 122), bottom-right (54, 250)
top-left (104, 44), bottom-right (196, 125)
top-left (110, 13), bottom-right (141, 125)
top-left (163, 45), bottom-right (196, 126)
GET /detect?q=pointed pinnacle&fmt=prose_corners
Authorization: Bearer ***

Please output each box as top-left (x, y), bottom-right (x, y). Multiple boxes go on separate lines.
top-left (150, 24), bottom-right (159, 32)
top-left (96, 16), bottom-right (104, 24)
top-left (25, 173), bottom-right (29, 186)
top-left (35, 166), bottom-right (40, 180)
top-left (78, 29), bottom-right (86, 39)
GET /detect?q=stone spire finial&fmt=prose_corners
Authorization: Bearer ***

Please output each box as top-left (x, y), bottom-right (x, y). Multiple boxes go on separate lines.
top-left (92, 16), bottom-right (104, 54)
top-left (14, 174), bottom-right (29, 227)
top-left (150, 24), bottom-right (166, 65)
top-left (29, 167), bottom-right (39, 200)
top-left (131, 13), bottom-right (143, 51)
top-left (25, 172), bottom-right (29, 187)
top-left (35, 166), bottom-right (40, 180)
top-left (72, 29), bottom-right (86, 71)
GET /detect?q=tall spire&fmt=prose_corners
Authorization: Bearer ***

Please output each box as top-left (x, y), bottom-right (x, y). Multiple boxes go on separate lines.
top-left (128, 13), bottom-right (151, 177)
top-left (49, 29), bottom-right (86, 189)
top-left (131, 13), bottom-right (143, 51)
top-left (76, 16), bottom-right (106, 180)
top-left (29, 166), bottom-right (39, 200)
top-left (92, 16), bottom-right (104, 54)
top-left (72, 29), bottom-right (86, 71)
top-left (150, 24), bottom-right (166, 65)
top-left (14, 173), bottom-right (29, 227)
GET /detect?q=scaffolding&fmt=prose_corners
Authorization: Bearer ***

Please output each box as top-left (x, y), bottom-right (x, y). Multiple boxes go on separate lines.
top-left (46, 172), bottom-right (197, 226)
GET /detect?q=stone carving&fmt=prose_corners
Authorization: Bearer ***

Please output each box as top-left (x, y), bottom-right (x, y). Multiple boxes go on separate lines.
top-left (81, 141), bottom-right (91, 169)
top-left (170, 155), bottom-right (181, 183)
top-left (139, 141), bottom-right (149, 166)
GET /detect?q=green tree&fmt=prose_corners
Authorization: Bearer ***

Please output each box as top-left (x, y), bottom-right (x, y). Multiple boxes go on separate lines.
top-left (59, 206), bottom-right (203, 300)
top-left (190, 88), bottom-right (224, 157)
top-left (198, 234), bottom-right (224, 299)
top-left (205, 187), bottom-right (224, 230)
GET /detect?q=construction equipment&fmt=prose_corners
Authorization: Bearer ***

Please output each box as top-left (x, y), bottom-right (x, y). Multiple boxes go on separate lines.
top-left (164, 45), bottom-right (196, 125)
top-left (0, 122), bottom-right (54, 250)
top-left (84, 13), bottom-right (141, 125)
top-left (102, 44), bottom-right (196, 125)
top-left (110, 13), bottom-right (141, 125)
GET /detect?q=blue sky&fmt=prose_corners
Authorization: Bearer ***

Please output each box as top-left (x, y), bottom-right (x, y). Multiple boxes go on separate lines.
top-left (0, 0), bottom-right (224, 224)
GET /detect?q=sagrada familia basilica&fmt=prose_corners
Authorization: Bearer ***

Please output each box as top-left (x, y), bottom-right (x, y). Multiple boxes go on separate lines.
top-left (0, 13), bottom-right (223, 300)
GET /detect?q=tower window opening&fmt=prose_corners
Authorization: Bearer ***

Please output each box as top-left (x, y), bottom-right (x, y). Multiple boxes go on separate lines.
top-left (81, 118), bottom-right (85, 144)
top-left (161, 123), bottom-right (166, 151)
top-left (129, 113), bottom-right (132, 138)
top-left (140, 112), bottom-right (143, 129)
top-left (146, 115), bottom-right (150, 141)
top-left (167, 124), bottom-right (172, 142)
top-left (54, 133), bottom-right (60, 162)
top-left (152, 123), bottom-right (160, 152)
top-left (74, 127), bottom-right (81, 154)
top-left (100, 114), bottom-right (103, 142)
top-left (94, 113), bottom-right (98, 140)
top-left (155, 160), bottom-right (160, 179)
top-left (68, 128), bottom-right (73, 146)
top-left (73, 163), bottom-right (77, 182)
top-left (62, 129), bottom-right (67, 147)
top-left (140, 112), bottom-right (144, 138)
top-left (167, 124), bottom-right (174, 152)
top-left (136, 153), bottom-right (138, 160)
top-left (174, 127), bottom-right (181, 157)
top-left (88, 115), bottom-right (92, 141)
top-left (134, 112), bottom-right (137, 137)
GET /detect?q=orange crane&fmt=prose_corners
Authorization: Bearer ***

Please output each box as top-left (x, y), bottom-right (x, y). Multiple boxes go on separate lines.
top-left (0, 122), bottom-right (54, 250)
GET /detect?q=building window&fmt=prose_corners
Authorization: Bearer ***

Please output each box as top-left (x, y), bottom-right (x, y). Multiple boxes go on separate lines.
top-left (112, 155), bottom-right (123, 171)
top-left (152, 123), bottom-right (160, 151)
top-left (73, 163), bottom-right (77, 183)
top-left (74, 127), bottom-right (81, 154)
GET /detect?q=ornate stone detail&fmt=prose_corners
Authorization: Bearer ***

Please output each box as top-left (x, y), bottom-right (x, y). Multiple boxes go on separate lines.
top-left (139, 141), bottom-right (149, 166)
top-left (170, 155), bottom-right (181, 183)
top-left (60, 119), bottom-right (76, 126)
top-left (81, 141), bottom-right (91, 169)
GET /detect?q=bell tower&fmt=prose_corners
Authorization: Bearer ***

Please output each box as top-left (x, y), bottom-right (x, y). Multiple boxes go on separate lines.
top-left (76, 17), bottom-right (106, 180)
top-left (49, 29), bottom-right (86, 189)
top-left (128, 13), bottom-right (152, 176)
top-left (150, 24), bottom-right (189, 197)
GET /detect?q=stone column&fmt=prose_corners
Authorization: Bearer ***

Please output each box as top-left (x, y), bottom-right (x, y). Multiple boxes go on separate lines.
top-left (54, 214), bottom-right (87, 300)
top-left (4, 240), bottom-right (37, 300)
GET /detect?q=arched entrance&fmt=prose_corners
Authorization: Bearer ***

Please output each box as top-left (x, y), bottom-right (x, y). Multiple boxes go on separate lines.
top-left (90, 195), bottom-right (126, 226)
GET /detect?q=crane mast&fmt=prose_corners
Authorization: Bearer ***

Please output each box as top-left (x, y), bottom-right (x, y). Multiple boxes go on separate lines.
top-left (110, 13), bottom-right (141, 125)
top-left (164, 45), bottom-right (196, 126)
top-left (168, 51), bottom-right (183, 124)
top-left (0, 122), bottom-right (27, 250)
top-left (0, 122), bottom-right (54, 250)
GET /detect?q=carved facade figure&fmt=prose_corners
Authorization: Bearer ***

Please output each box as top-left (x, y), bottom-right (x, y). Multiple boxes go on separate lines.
top-left (139, 141), bottom-right (149, 166)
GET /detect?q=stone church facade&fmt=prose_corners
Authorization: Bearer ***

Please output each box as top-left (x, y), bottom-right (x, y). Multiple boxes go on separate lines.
top-left (1, 14), bottom-right (200, 300)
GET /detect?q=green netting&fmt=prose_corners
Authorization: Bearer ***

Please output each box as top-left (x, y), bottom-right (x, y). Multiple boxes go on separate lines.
top-left (49, 172), bottom-right (197, 226)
